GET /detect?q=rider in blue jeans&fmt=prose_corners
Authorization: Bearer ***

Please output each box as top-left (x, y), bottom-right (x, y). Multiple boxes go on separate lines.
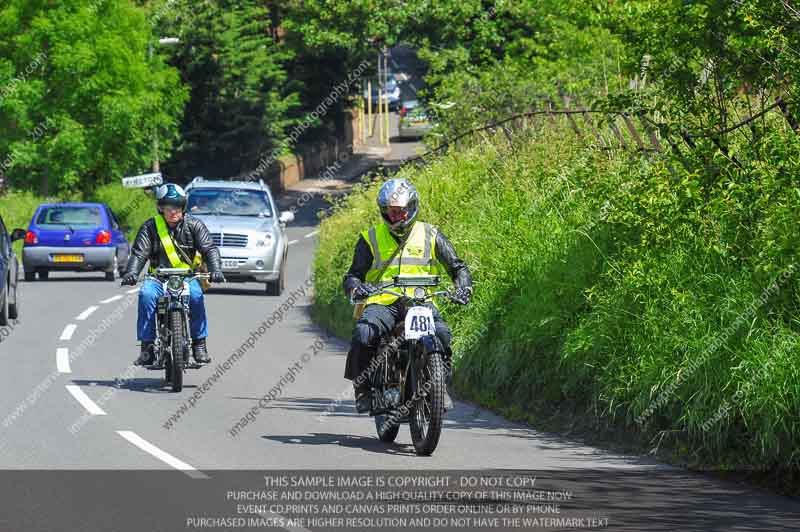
top-left (121, 183), bottom-right (225, 365)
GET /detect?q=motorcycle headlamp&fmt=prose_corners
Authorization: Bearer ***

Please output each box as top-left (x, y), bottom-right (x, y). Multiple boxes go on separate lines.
top-left (413, 287), bottom-right (426, 299)
top-left (167, 275), bottom-right (184, 292)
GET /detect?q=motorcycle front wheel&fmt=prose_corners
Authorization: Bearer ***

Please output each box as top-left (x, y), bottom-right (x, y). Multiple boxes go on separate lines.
top-left (409, 350), bottom-right (445, 456)
top-left (169, 310), bottom-right (185, 392)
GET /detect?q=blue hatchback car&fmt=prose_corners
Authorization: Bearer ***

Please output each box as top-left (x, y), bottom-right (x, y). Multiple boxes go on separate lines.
top-left (22, 203), bottom-right (131, 281)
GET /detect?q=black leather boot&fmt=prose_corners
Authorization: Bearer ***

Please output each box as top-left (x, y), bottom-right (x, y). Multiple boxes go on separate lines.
top-left (354, 384), bottom-right (372, 413)
top-left (134, 342), bottom-right (154, 366)
top-left (443, 356), bottom-right (454, 411)
top-left (192, 338), bottom-right (211, 364)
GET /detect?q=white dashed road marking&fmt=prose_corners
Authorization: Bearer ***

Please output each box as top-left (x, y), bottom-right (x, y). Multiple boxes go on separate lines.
top-left (304, 230), bottom-right (319, 238)
top-left (59, 324), bottom-right (77, 341)
top-left (75, 306), bottom-right (99, 321)
top-left (56, 348), bottom-right (71, 373)
top-left (116, 431), bottom-right (208, 479)
top-left (66, 385), bottom-right (107, 416)
top-left (288, 240), bottom-right (299, 245)
top-left (100, 295), bottom-right (123, 304)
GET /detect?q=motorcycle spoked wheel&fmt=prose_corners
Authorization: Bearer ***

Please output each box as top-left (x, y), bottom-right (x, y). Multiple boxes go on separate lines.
top-left (169, 310), bottom-right (185, 392)
top-left (409, 350), bottom-right (445, 456)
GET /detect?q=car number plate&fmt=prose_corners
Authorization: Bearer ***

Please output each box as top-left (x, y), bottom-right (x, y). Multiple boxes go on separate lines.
top-left (222, 259), bottom-right (239, 268)
top-left (53, 254), bottom-right (84, 263)
top-left (405, 306), bottom-right (435, 340)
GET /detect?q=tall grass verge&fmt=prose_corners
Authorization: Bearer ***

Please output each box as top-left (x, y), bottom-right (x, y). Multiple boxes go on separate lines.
top-left (312, 124), bottom-right (800, 477)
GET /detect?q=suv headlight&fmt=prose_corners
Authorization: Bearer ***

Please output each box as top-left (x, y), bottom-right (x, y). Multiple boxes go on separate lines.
top-left (256, 233), bottom-right (273, 248)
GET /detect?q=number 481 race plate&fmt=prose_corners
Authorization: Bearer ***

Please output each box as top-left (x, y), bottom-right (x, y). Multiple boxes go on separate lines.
top-left (405, 306), bottom-right (435, 339)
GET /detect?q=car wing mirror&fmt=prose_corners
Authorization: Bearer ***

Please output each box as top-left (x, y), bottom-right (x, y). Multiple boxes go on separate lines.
top-left (10, 228), bottom-right (26, 242)
top-left (279, 211), bottom-right (294, 224)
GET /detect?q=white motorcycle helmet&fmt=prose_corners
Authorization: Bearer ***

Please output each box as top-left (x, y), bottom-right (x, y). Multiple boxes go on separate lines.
top-left (377, 178), bottom-right (419, 239)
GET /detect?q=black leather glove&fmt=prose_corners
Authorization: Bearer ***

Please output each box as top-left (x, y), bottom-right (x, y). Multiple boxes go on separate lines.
top-left (120, 272), bottom-right (138, 286)
top-left (351, 282), bottom-right (377, 301)
top-left (210, 271), bottom-right (226, 283)
top-left (452, 286), bottom-right (472, 305)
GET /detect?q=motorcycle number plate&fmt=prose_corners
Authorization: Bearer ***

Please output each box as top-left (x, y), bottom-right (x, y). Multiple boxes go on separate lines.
top-left (404, 306), bottom-right (435, 340)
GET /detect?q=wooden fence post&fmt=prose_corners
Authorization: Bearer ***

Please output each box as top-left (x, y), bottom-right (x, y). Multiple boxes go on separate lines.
top-left (777, 96), bottom-right (799, 133)
top-left (608, 116), bottom-right (629, 149)
top-left (622, 113), bottom-right (646, 150)
top-left (560, 95), bottom-right (584, 139)
top-left (637, 113), bottom-right (663, 152)
top-left (581, 111), bottom-right (607, 148)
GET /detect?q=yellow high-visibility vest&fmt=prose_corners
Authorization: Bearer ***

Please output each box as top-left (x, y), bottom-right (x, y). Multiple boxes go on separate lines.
top-left (361, 221), bottom-right (439, 306)
top-left (151, 215), bottom-right (202, 271)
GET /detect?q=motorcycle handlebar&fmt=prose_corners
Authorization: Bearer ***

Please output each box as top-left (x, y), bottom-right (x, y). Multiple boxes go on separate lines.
top-left (354, 286), bottom-right (456, 303)
top-left (122, 272), bottom-right (211, 288)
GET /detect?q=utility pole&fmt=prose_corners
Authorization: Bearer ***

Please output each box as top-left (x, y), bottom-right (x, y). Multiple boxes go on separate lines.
top-left (148, 37), bottom-right (180, 173)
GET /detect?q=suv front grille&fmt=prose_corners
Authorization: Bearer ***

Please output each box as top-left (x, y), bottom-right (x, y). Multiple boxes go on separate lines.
top-left (209, 233), bottom-right (249, 248)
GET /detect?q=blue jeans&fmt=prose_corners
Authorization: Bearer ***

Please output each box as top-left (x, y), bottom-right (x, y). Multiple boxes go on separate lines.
top-left (137, 278), bottom-right (208, 342)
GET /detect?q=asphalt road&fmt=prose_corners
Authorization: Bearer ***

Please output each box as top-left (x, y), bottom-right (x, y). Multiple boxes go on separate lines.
top-left (0, 187), bottom-right (798, 532)
top-left (0, 46), bottom-right (796, 532)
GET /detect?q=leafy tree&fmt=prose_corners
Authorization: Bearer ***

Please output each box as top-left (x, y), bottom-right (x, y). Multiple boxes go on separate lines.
top-left (0, 0), bottom-right (187, 194)
top-left (159, 0), bottom-right (298, 178)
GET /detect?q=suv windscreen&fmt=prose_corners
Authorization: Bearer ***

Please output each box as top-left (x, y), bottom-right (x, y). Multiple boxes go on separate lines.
top-left (36, 206), bottom-right (102, 227)
top-left (187, 189), bottom-right (273, 217)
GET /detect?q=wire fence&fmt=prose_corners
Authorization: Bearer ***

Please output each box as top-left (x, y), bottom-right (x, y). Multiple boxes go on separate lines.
top-left (397, 94), bottom-right (798, 170)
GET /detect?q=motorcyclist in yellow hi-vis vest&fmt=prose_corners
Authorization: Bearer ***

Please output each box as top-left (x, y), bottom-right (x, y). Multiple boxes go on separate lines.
top-left (343, 178), bottom-right (473, 413)
top-left (121, 183), bottom-right (225, 366)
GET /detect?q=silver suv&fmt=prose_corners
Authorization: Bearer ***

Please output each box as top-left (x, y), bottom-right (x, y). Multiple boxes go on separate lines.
top-left (184, 177), bottom-right (294, 295)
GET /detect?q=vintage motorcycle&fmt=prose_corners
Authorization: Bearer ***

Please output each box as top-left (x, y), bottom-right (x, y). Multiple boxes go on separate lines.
top-left (355, 274), bottom-right (457, 456)
top-left (136, 267), bottom-right (210, 392)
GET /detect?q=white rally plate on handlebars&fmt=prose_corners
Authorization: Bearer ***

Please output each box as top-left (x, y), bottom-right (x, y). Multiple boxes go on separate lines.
top-left (405, 306), bottom-right (435, 340)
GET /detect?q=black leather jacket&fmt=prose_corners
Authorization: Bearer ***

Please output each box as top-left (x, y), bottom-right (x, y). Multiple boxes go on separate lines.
top-left (124, 213), bottom-right (222, 276)
top-left (342, 224), bottom-right (472, 298)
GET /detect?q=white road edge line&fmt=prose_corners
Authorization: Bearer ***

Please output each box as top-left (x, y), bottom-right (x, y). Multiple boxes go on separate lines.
top-left (304, 230), bottom-right (319, 238)
top-left (288, 239), bottom-right (299, 245)
top-left (59, 324), bottom-right (77, 341)
top-left (75, 306), bottom-right (99, 321)
top-left (100, 294), bottom-right (123, 304)
top-left (116, 431), bottom-right (208, 479)
top-left (65, 385), bottom-right (106, 415)
top-left (126, 288), bottom-right (139, 294)
top-left (56, 348), bottom-right (71, 373)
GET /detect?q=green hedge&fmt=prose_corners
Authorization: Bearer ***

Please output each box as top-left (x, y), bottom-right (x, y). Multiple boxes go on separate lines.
top-left (312, 125), bottom-right (800, 473)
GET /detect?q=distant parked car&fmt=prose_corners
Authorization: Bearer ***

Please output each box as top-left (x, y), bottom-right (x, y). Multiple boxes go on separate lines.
top-left (0, 214), bottom-right (25, 324)
top-left (398, 98), bottom-right (423, 118)
top-left (363, 74), bottom-right (401, 111)
top-left (398, 103), bottom-right (435, 139)
top-left (22, 203), bottom-right (131, 281)
top-left (185, 177), bottom-right (293, 296)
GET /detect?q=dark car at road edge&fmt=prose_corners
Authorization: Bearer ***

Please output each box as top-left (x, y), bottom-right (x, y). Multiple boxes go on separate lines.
top-left (0, 213), bottom-right (25, 325)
